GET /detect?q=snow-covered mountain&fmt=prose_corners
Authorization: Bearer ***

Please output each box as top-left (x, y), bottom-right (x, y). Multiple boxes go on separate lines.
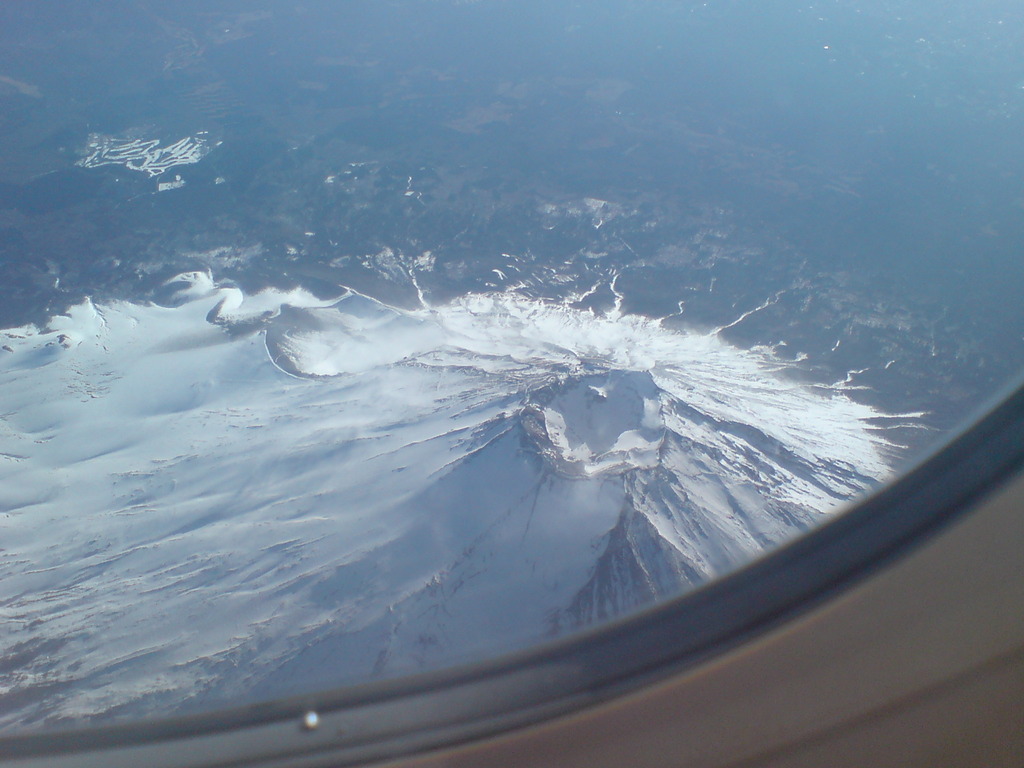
top-left (0, 272), bottom-right (898, 728)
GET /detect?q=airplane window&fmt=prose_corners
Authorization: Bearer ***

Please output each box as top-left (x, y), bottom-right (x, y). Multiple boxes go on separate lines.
top-left (0, 0), bottom-right (1020, 750)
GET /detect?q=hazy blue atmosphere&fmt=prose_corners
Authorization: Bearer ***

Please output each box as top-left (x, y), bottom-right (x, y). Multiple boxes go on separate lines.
top-left (0, 0), bottom-right (1021, 732)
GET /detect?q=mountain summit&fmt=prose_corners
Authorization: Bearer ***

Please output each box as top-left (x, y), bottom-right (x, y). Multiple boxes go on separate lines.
top-left (0, 274), bottom-right (892, 724)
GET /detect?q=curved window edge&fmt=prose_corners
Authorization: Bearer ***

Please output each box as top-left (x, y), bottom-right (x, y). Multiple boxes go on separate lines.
top-left (2, 378), bottom-right (1024, 767)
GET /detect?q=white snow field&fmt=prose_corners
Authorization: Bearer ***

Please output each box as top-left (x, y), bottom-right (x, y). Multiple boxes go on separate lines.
top-left (0, 272), bottom-right (897, 728)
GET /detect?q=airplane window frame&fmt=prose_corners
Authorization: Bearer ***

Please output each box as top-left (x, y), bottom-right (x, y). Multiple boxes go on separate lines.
top-left (1, 378), bottom-right (1022, 767)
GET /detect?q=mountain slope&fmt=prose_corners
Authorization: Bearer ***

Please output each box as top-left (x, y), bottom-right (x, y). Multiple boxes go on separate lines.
top-left (0, 273), bottom-right (897, 726)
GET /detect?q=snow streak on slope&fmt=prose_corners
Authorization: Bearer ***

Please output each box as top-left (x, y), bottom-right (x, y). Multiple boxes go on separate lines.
top-left (0, 273), bottom-right (896, 728)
